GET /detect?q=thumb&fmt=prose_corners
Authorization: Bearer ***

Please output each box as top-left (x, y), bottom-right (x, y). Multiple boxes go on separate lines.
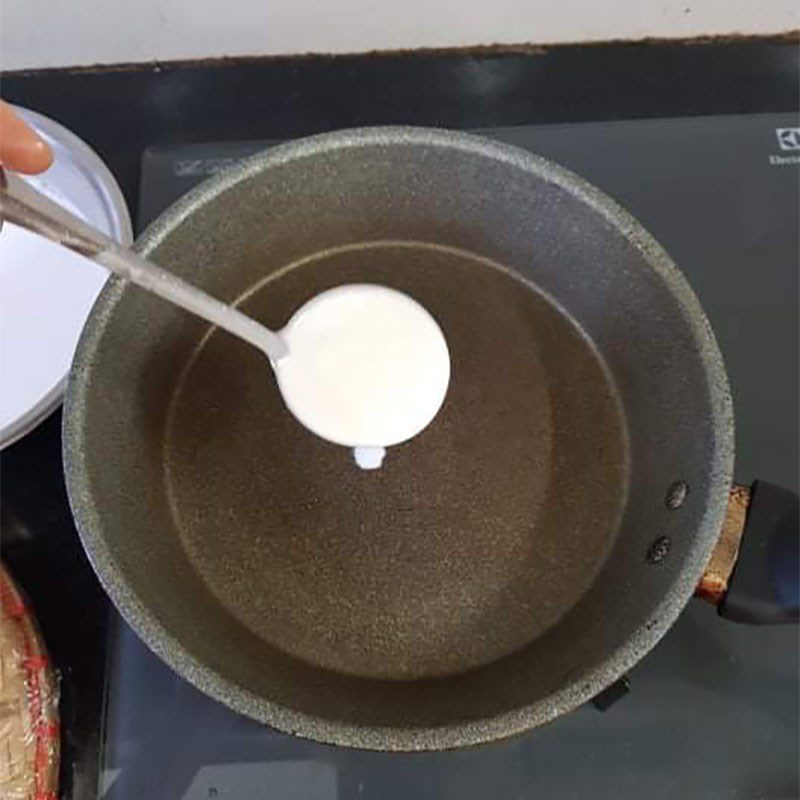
top-left (0, 101), bottom-right (53, 174)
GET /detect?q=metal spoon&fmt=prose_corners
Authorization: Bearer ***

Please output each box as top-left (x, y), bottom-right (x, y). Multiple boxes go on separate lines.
top-left (0, 169), bottom-right (451, 462)
top-left (0, 169), bottom-right (289, 362)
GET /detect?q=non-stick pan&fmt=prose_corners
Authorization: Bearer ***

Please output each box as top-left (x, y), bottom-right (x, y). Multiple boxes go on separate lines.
top-left (62, 128), bottom-right (798, 750)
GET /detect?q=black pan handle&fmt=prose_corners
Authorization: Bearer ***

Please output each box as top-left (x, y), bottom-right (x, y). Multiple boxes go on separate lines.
top-left (698, 482), bottom-right (799, 624)
top-left (720, 481), bottom-right (799, 624)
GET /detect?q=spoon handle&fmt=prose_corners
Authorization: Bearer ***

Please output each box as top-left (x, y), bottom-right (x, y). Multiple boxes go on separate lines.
top-left (0, 169), bottom-right (288, 363)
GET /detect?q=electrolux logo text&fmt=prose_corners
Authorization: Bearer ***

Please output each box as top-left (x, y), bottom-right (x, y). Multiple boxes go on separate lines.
top-left (769, 127), bottom-right (800, 166)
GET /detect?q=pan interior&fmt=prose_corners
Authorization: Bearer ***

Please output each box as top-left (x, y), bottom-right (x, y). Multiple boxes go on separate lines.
top-left (164, 241), bottom-right (629, 680)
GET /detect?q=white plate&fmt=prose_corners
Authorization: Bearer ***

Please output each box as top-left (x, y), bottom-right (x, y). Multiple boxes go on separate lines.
top-left (0, 107), bottom-right (132, 448)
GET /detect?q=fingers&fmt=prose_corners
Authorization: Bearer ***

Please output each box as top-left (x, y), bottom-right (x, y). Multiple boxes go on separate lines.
top-left (0, 101), bottom-right (53, 174)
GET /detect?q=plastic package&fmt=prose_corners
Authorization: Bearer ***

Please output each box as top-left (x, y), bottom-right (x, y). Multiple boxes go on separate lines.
top-left (0, 565), bottom-right (59, 800)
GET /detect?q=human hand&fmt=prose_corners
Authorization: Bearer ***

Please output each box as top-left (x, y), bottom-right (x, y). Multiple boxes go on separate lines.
top-left (0, 100), bottom-right (53, 174)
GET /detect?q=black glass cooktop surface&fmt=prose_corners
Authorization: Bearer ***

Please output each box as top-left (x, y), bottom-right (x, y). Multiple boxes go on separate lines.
top-left (90, 112), bottom-right (800, 798)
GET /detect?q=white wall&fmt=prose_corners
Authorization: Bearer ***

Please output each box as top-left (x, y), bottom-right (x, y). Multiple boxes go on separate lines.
top-left (1, 0), bottom-right (797, 71)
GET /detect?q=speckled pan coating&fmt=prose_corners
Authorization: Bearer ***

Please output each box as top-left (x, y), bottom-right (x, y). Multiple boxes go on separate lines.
top-left (63, 127), bottom-right (734, 751)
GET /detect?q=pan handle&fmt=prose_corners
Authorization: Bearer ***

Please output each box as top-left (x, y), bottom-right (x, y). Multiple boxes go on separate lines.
top-left (697, 482), bottom-right (799, 624)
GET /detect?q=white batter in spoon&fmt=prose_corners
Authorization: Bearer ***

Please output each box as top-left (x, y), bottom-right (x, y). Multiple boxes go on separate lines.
top-left (276, 284), bottom-right (449, 467)
top-left (0, 171), bottom-right (450, 465)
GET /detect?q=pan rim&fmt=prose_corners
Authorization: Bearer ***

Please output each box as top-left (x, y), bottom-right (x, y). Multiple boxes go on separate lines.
top-left (63, 125), bottom-right (734, 750)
